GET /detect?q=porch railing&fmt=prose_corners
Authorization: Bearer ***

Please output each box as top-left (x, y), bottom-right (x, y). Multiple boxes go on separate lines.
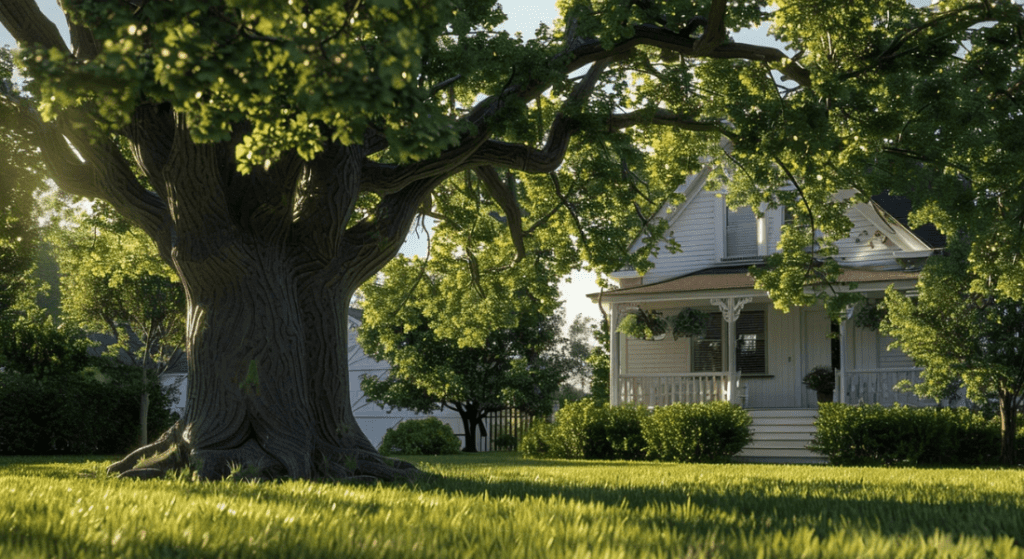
top-left (840, 368), bottom-right (934, 406)
top-left (619, 373), bottom-right (731, 407)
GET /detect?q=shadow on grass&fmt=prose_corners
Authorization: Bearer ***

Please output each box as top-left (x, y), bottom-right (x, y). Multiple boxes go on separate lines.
top-left (403, 453), bottom-right (1024, 545)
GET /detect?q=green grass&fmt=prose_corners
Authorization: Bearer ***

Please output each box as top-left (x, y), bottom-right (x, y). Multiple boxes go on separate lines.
top-left (1, 453), bottom-right (1022, 558)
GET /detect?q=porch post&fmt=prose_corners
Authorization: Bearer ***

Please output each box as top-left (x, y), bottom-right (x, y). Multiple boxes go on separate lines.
top-left (837, 306), bottom-right (855, 404)
top-left (609, 303), bottom-right (620, 406)
top-left (711, 297), bottom-right (752, 405)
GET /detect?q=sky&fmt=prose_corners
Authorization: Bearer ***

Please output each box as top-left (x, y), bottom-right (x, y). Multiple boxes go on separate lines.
top-left (1, 1), bottom-right (782, 329)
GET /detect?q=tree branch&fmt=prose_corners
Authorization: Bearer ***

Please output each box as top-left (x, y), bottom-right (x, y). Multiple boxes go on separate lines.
top-left (693, 0), bottom-right (727, 55)
top-left (475, 166), bottom-right (526, 260)
top-left (606, 108), bottom-right (732, 135)
top-left (0, 0), bottom-right (70, 54)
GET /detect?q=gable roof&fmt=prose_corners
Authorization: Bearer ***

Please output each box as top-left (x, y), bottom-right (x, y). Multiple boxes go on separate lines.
top-left (870, 193), bottom-right (945, 249)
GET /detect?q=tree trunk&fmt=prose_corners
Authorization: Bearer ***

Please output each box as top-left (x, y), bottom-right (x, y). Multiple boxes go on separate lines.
top-left (107, 241), bottom-right (416, 481)
top-left (138, 390), bottom-right (149, 448)
top-left (458, 405), bottom-right (488, 452)
top-left (999, 391), bottom-right (1017, 466)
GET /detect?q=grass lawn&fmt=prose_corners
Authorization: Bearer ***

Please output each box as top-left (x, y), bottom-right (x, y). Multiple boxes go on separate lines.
top-left (1, 453), bottom-right (1021, 558)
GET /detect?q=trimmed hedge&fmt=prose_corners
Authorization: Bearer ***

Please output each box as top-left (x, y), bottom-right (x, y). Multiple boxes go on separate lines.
top-left (642, 401), bottom-right (753, 463)
top-left (810, 403), bottom-right (1005, 466)
top-left (522, 399), bottom-right (752, 463)
top-left (379, 417), bottom-right (461, 456)
top-left (0, 360), bottom-right (177, 455)
top-left (541, 399), bottom-right (648, 460)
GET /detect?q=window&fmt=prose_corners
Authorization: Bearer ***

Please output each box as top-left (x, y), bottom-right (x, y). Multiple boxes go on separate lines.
top-left (735, 311), bottom-right (766, 375)
top-left (692, 313), bottom-right (723, 372)
top-left (691, 311), bottom-right (766, 375)
top-left (725, 206), bottom-right (757, 258)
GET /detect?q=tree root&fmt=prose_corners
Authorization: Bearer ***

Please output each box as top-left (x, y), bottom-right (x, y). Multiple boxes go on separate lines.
top-left (106, 423), bottom-right (425, 483)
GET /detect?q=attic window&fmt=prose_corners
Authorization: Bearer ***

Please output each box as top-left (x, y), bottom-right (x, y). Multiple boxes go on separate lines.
top-left (725, 206), bottom-right (757, 258)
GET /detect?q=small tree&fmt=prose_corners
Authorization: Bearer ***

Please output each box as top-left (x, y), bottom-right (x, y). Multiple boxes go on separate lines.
top-left (882, 243), bottom-right (1024, 465)
top-left (559, 314), bottom-right (597, 394)
top-left (359, 257), bottom-right (565, 452)
top-left (588, 316), bottom-right (612, 404)
top-left (46, 199), bottom-right (186, 446)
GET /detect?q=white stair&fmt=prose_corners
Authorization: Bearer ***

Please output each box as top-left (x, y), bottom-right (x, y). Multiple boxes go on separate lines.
top-left (735, 408), bottom-right (826, 464)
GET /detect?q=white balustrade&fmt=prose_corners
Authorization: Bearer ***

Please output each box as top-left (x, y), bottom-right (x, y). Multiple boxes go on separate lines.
top-left (842, 368), bottom-right (935, 406)
top-left (619, 373), bottom-right (731, 407)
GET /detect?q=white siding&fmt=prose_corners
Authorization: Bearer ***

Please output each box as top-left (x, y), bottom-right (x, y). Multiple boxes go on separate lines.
top-left (640, 189), bottom-right (720, 283)
top-left (834, 208), bottom-right (904, 269)
top-left (346, 320), bottom-right (464, 448)
top-left (624, 334), bottom-right (692, 375)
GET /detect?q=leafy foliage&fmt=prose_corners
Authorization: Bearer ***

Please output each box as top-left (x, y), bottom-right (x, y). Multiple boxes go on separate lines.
top-left (523, 399), bottom-right (751, 463)
top-left (802, 366), bottom-right (835, 394)
top-left (44, 198), bottom-right (186, 377)
top-left (810, 403), bottom-right (1006, 467)
top-left (0, 48), bottom-right (46, 321)
top-left (378, 418), bottom-right (460, 456)
top-left (522, 398), bottom-right (648, 460)
top-left (671, 308), bottom-right (708, 340)
top-left (616, 309), bottom-right (668, 341)
top-left (882, 242), bottom-right (1024, 464)
top-left (587, 316), bottom-right (611, 404)
top-left (0, 312), bottom-right (176, 455)
top-left (641, 401), bottom-right (752, 463)
top-left (359, 255), bottom-right (567, 451)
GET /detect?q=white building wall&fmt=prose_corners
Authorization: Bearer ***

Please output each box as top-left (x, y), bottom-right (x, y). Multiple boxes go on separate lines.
top-left (638, 189), bottom-right (721, 284)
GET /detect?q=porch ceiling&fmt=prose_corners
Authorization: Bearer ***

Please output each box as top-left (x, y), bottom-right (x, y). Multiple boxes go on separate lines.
top-left (590, 266), bottom-right (921, 302)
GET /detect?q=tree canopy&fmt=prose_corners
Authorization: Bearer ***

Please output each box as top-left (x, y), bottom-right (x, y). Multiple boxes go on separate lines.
top-left (359, 255), bottom-right (566, 451)
top-left (2, 0), bottom-right (1022, 480)
top-left (882, 241), bottom-right (1024, 464)
top-left (0, 47), bottom-right (46, 321)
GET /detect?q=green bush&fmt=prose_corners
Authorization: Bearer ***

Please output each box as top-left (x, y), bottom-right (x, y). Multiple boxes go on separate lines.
top-left (810, 403), bottom-right (1001, 466)
top-left (379, 418), bottom-right (461, 456)
top-left (0, 359), bottom-right (177, 455)
top-left (642, 401), bottom-right (753, 463)
top-left (536, 399), bottom-right (647, 460)
top-left (520, 421), bottom-right (557, 457)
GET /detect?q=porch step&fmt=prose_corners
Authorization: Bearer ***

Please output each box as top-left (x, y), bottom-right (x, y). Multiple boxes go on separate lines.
top-left (736, 408), bottom-right (826, 464)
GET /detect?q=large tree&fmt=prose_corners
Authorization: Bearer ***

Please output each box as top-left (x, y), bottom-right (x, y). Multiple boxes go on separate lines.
top-left (359, 255), bottom-right (566, 452)
top-left (0, 0), bottom-right (797, 481)
top-left (3, 0), bottom-right (1019, 480)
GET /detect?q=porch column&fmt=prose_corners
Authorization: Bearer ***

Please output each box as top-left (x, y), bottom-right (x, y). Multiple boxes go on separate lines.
top-left (710, 297), bottom-right (752, 405)
top-left (837, 306), bottom-right (855, 404)
top-left (609, 303), bottom-right (620, 406)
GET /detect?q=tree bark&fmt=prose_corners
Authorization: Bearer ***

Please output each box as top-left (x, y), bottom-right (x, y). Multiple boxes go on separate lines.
top-left (107, 239), bottom-right (415, 481)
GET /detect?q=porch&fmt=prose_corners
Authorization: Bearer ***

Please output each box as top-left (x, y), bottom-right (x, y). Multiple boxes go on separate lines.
top-left (615, 367), bottom-right (931, 408)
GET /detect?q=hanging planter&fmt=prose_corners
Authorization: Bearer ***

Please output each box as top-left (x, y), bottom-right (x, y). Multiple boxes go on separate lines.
top-left (617, 309), bottom-right (668, 341)
top-left (671, 308), bottom-right (709, 340)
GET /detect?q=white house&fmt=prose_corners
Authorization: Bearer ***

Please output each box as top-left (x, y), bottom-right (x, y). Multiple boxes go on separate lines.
top-left (589, 164), bottom-right (945, 462)
top-left (161, 310), bottom-right (466, 449)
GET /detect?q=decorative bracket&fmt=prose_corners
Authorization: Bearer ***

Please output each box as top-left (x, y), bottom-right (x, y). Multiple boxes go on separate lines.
top-left (710, 297), bottom-right (752, 323)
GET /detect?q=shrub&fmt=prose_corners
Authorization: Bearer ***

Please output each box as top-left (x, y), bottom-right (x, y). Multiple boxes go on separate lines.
top-left (491, 431), bottom-right (518, 451)
top-left (0, 358), bottom-right (176, 455)
top-left (810, 403), bottom-right (1001, 466)
top-left (642, 401), bottom-right (753, 463)
top-left (538, 399), bottom-right (647, 460)
top-left (379, 418), bottom-right (461, 456)
top-left (520, 421), bottom-right (557, 458)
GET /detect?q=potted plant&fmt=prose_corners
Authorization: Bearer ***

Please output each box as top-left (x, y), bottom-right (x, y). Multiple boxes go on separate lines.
top-left (803, 366), bottom-right (835, 403)
top-left (617, 309), bottom-right (668, 341)
top-left (671, 308), bottom-right (709, 340)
